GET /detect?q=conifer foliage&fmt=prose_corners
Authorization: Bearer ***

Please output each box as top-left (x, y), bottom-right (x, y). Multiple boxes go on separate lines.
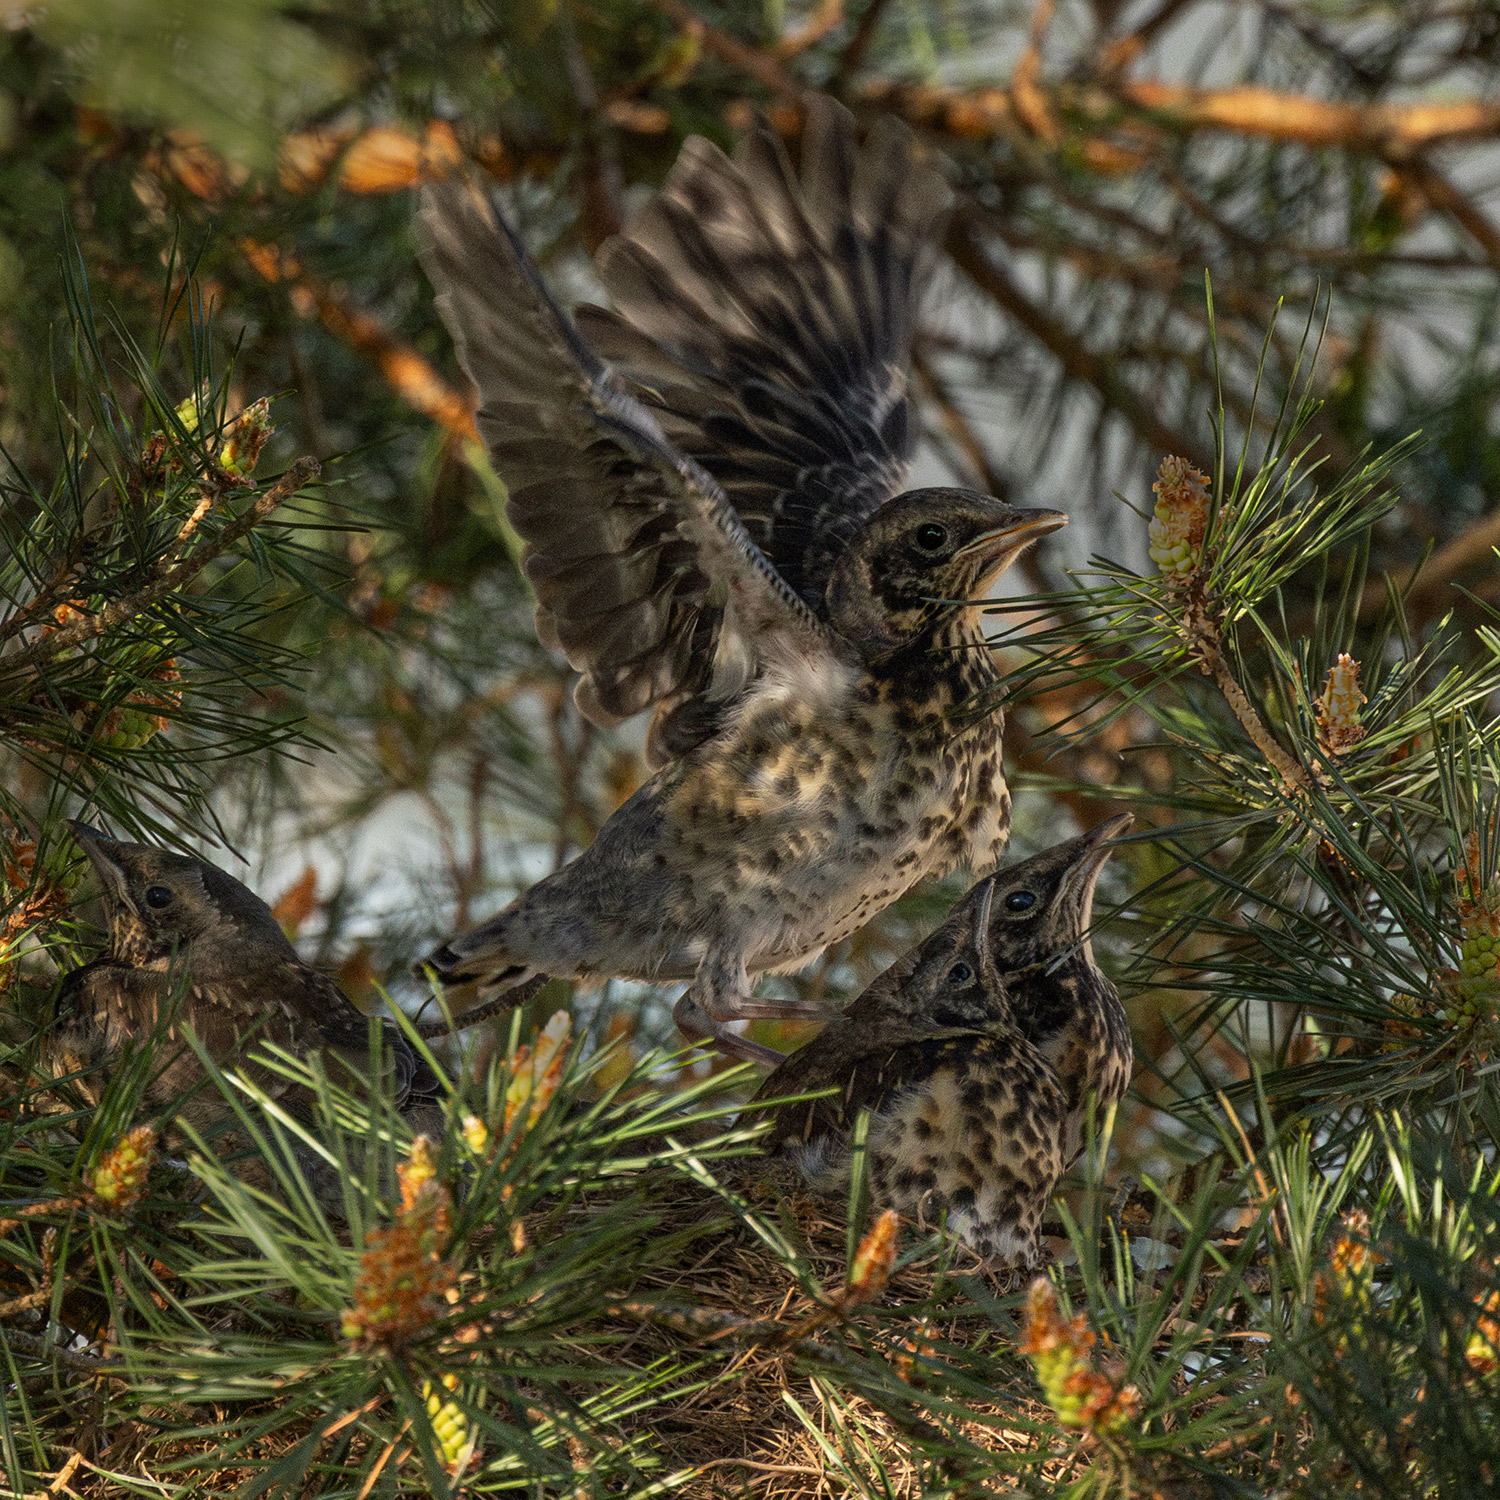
top-left (2, 1), bottom-right (1500, 1494)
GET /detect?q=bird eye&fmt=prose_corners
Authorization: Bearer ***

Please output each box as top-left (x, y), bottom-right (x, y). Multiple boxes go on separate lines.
top-left (947, 961), bottom-right (973, 983)
top-left (913, 522), bottom-right (949, 553)
top-left (144, 885), bottom-right (173, 909)
top-left (1005, 890), bottom-right (1037, 912)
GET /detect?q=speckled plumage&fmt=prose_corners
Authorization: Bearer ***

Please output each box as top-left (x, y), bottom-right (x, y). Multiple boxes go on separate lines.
top-left (53, 825), bottom-right (441, 1167)
top-left (416, 97), bottom-right (1065, 1061)
top-left (754, 880), bottom-right (1067, 1267)
top-left (979, 815), bottom-right (1135, 1158)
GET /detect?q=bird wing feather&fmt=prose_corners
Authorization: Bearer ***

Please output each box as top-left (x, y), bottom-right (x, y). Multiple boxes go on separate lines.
top-left (576, 97), bottom-right (951, 625)
top-left (418, 178), bottom-right (827, 766)
top-left (759, 1022), bottom-right (976, 1145)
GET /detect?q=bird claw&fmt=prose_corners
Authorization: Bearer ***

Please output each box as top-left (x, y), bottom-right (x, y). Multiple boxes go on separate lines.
top-left (673, 996), bottom-right (787, 1067)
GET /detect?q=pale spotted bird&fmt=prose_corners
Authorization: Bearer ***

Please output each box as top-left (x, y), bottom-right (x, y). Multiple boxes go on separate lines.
top-left (754, 877), bottom-right (1067, 1266)
top-left (417, 97), bottom-right (1065, 1063)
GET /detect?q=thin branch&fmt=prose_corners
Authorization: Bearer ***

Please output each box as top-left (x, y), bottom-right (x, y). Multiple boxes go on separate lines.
top-left (1358, 504), bottom-right (1500, 621)
top-left (775, 0), bottom-right (843, 58)
top-left (646, 0), bottom-right (806, 104)
top-left (1396, 153), bottom-right (1500, 272)
top-left (945, 213), bottom-right (1212, 472)
top-left (1, 1328), bottom-right (126, 1380)
top-left (830, 0), bottom-right (894, 84)
top-left (2, 459), bottom-right (319, 683)
top-left (861, 75), bottom-right (1500, 150)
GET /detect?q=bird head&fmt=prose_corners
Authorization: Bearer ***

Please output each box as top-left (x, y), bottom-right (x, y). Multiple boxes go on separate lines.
top-left (822, 489), bottom-right (1066, 655)
top-left (985, 814), bottom-right (1133, 977)
top-left (68, 822), bottom-right (295, 970)
top-left (879, 878), bottom-right (1012, 1029)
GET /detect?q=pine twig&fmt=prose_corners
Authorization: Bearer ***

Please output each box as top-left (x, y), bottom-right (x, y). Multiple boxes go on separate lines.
top-left (2, 457), bottom-right (319, 682)
top-left (646, 0), bottom-right (806, 104)
top-left (1, 1328), bottom-right (126, 1380)
top-left (1181, 597), bottom-right (1309, 792)
top-left (946, 214), bottom-right (1213, 472)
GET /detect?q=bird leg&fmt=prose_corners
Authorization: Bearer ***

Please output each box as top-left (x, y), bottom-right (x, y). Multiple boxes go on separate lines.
top-left (673, 996), bottom-right (787, 1067)
top-left (674, 953), bottom-right (836, 1067)
top-left (416, 973), bottom-right (550, 1038)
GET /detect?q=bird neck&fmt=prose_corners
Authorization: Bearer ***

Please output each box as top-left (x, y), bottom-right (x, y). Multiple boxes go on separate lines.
top-left (1005, 951), bottom-right (1117, 1040)
top-left (866, 606), bottom-right (1001, 726)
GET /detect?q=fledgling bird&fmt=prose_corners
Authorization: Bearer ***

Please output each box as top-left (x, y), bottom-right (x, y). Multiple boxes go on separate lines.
top-left (979, 814), bottom-right (1134, 1158)
top-left (417, 96), bottom-right (1065, 1063)
top-left (53, 824), bottom-right (441, 1150)
top-left (753, 879), bottom-right (1067, 1267)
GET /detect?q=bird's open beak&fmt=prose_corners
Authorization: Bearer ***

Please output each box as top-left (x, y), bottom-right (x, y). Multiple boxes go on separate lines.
top-left (1061, 812), bottom-right (1134, 893)
top-left (955, 509), bottom-right (1068, 584)
top-left (67, 820), bottom-right (137, 916)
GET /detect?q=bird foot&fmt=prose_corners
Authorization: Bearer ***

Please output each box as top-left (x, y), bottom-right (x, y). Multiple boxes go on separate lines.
top-left (673, 996), bottom-right (787, 1067)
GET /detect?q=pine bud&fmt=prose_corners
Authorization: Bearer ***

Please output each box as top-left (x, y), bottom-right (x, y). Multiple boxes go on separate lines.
top-left (1147, 456), bottom-right (1210, 583)
top-left (89, 1124), bottom-right (156, 1210)
top-left (460, 1114), bottom-right (489, 1157)
top-left (1453, 834), bottom-right (1500, 1020)
top-left (844, 1209), bottom-right (899, 1308)
top-left (396, 1135), bottom-right (451, 1246)
top-left (1467, 1289), bottom-right (1500, 1374)
top-left (1019, 1277), bottom-right (1140, 1435)
top-left (503, 1010), bottom-right (571, 1135)
top-left (341, 1217), bottom-right (457, 1348)
top-left (422, 1373), bottom-right (472, 1472)
top-left (218, 397), bottom-right (274, 477)
top-left (1315, 653), bottom-right (1366, 755)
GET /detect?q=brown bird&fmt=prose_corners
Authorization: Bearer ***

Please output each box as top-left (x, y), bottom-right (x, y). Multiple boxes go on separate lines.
top-left (416, 97), bottom-right (1065, 1063)
top-left (980, 814), bottom-right (1134, 1157)
top-left (53, 824), bottom-right (441, 1151)
top-left (754, 879), bottom-right (1067, 1266)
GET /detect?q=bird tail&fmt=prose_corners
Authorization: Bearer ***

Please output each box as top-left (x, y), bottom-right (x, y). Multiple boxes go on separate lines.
top-left (418, 922), bottom-right (547, 1001)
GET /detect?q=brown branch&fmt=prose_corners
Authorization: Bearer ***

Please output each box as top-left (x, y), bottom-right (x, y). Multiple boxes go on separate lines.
top-left (1, 1328), bottom-right (126, 1380)
top-left (1096, 0), bottom-right (1199, 76)
top-left (563, 28), bottom-right (626, 252)
top-left (1358, 505), bottom-right (1500, 622)
top-left (1183, 601), bottom-right (1309, 792)
top-left (775, 0), bottom-right (844, 58)
top-left (1011, 0), bottom-right (1060, 145)
top-left (2, 459), bottom-right (319, 682)
top-left (1121, 82), bottom-right (1500, 149)
top-left (831, 0), bottom-right (896, 84)
top-left (1396, 154), bottom-right (1500, 272)
top-left (859, 75), bottom-right (1500, 151)
top-left (646, 0), bottom-right (806, 104)
top-left (945, 213), bottom-right (1212, 472)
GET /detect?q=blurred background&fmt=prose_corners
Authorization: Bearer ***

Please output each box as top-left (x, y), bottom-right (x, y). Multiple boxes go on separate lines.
top-left (3, 0), bottom-right (1500, 1113)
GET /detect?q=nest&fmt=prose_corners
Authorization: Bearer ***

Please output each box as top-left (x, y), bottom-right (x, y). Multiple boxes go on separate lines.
top-left (537, 1154), bottom-right (1062, 1498)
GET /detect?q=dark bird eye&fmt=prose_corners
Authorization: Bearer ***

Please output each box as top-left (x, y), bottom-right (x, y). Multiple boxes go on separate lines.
top-left (947, 961), bottom-right (973, 983)
top-left (144, 885), bottom-right (174, 909)
top-left (913, 522), bottom-right (949, 552)
top-left (1005, 890), bottom-right (1037, 912)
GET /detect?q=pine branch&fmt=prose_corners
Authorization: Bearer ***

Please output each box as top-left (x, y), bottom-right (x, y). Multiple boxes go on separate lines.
top-left (645, 0), bottom-right (806, 104)
top-left (859, 76), bottom-right (1500, 151)
top-left (1, 457), bottom-right (319, 685)
top-left (946, 213), bottom-right (1213, 470)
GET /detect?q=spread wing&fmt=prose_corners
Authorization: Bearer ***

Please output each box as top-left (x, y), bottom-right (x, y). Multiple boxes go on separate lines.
top-left (418, 180), bottom-right (826, 766)
top-left (576, 96), bottom-right (952, 614)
